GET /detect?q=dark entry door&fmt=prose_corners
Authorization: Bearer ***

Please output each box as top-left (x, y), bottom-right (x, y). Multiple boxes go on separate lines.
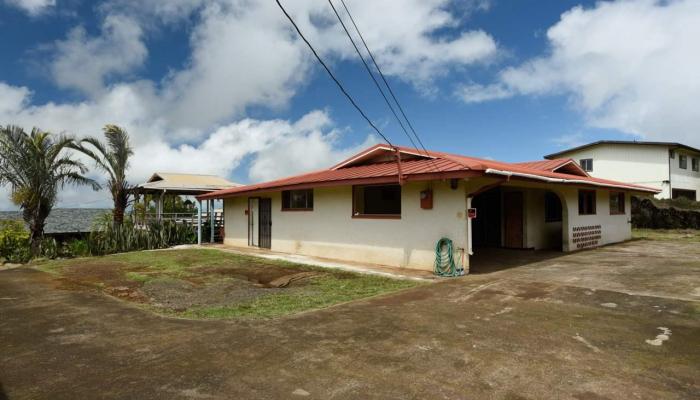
top-left (258, 198), bottom-right (272, 249)
top-left (503, 191), bottom-right (524, 248)
top-left (472, 187), bottom-right (502, 247)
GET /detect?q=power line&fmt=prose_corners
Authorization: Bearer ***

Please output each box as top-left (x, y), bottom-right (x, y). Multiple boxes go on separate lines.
top-left (275, 0), bottom-right (393, 147)
top-left (337, 0), bottom-right (432, 157)
top-left (326, 0), bottom-right (419, 151)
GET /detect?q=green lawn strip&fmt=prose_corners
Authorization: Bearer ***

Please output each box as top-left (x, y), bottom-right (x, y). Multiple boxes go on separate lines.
top-left (632, 229), bottom-right (700, 242)
top-left (179, 275), bottom-right (421, 319)
top-left (30, 248), bottom-right (423, 319)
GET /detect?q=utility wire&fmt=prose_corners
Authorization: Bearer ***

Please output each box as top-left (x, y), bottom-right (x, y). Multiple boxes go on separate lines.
top-left (338, 0), bottom-right (432, 158)
top-left (326, 0), bottom-right (419, 151)
top-left (275, 0), bottom-right (393, 147)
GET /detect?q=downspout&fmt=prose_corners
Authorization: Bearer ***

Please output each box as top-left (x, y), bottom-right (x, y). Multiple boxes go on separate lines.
top-left (668, 148), bottom-right (672, 198)
top-left (394, 147), bottom-right (404, 186)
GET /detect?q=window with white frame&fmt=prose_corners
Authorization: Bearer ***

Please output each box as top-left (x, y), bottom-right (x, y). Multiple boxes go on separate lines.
top-left (579, 158), bottom-right (593, 172)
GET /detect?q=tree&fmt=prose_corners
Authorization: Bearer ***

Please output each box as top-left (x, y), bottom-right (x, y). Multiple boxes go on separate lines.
top-left (0, 126), bottom-right (100, 255)
top-left (74, 125), bottom-right (134, 226)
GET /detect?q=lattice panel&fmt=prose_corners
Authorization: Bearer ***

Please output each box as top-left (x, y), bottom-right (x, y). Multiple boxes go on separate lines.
top-left (572, 225), bottom-right (601, 249)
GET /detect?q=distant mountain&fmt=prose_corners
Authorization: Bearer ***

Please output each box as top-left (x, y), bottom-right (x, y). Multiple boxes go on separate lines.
top-left (0, 208), bottom-right (110, 234)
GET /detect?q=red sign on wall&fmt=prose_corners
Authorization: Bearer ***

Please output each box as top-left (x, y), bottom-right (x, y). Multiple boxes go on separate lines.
top-left (468, 208), bottom-right (477, 219)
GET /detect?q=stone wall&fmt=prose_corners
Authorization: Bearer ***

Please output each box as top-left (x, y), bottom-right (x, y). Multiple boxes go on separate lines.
top-left (632, 197), bottom-right (700, 229)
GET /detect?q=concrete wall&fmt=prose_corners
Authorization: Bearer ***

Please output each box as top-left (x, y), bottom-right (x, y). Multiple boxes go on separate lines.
top-left (524, 189), bottom-right (563, 250)
top-left (669, 149), bottom-right (700, 200)
top-left (553, 185), bottom-right (631, 251)
top-left (224, 180), bottom-right (469, 271)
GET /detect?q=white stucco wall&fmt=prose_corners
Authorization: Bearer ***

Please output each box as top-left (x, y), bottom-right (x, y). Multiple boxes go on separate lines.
top-left (669, 149), bottom-right (700, 200)
top-left (523, 189), bottom-right (563, 250)
top-left (552, 144), bottom-right (671, 198)
top-left (224, 180), bottom-right (469, 271)
top-left (556, 186), bottom-right (632, 251)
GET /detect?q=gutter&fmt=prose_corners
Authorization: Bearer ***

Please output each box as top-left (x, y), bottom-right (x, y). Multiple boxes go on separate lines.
top-left (485, 168), bottom-right (659, 193)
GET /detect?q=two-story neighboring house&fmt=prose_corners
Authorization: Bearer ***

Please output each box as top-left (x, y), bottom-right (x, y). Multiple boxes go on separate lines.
top-left (545, 141), bottom-right (700, 200)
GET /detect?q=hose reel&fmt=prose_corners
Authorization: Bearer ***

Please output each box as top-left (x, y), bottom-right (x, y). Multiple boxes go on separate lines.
top-left (434, 237), bottom-right (465, 277)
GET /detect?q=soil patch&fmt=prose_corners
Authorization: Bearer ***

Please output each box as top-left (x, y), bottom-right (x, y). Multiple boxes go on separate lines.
top-left (35, 249), bottom-right (417, 319)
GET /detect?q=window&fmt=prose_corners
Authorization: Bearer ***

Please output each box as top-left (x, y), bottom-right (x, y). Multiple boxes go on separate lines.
top-left (281, 189), bottom-right (313, 210)
top-left (352, 184), bottom-right (401, 218)
top-left (679, 154), bottom-right (687, 169)
top-left (544, 192), bottom-right (562, 222)
top-left (692, 158), bottom-right (699, 172)
top-left (578, 190), bottom-right (596, 215)
top-left (609, 192), bottom-right (625, 215)
top-left (579, 158), bottom-right (593, 172)
top-left (672, 189), bottom-right (697, 201)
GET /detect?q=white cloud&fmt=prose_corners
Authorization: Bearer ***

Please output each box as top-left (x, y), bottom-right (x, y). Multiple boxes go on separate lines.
top-left (459, 0), bottom-right (700, 146)
top-left (310, 0), bottom-right (499, 90)
top-left (1, 0), bottom-right (499, 209)
top-left (50, 14), bottom-right (147, 96)
top-left (0, 80), bottom-right (370, 209)
top-left (456, 82), bottom-right (512, 103)
top-left (3, 0), bottom-right (55, 16)
top-left (551, 132), bottom-right (586, 150)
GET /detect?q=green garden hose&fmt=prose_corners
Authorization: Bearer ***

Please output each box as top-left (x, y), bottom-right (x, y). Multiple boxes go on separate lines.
top-left (434, 237), bottom-right (465, 277)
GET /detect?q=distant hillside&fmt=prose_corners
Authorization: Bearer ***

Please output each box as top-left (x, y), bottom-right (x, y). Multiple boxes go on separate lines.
top-left (0, 208), bottom-right (109, 234)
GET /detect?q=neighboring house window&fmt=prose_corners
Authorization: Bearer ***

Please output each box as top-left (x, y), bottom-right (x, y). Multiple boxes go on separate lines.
top-left (672, 189), bottom-right (697, 201)
top-left (609, 192), bottom-right (625, 215)
top-left (679, 154), bottom-right (688, 169)
top-left (579, 158), bottom-right (593, 172)
top-left (352, 184), bottom-right (401, 218)
top-left (692, 158), bottom-right (699, 172)
top-left (578, 190), bottom-right (596, 215)
top-left (544, 192), bottom-right (562, 222)
top-left (281, 189), bottom-right (313, 210)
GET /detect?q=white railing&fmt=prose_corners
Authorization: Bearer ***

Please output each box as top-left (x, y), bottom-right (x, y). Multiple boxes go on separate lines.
top-left (133, 211), bottom-right (223, 227)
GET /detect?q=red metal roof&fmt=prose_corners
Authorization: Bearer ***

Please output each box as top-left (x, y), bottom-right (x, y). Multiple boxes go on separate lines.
top-left (513, 159), bottom-right (571, 172)
top-left (198, 144), bottom-right (660, 200)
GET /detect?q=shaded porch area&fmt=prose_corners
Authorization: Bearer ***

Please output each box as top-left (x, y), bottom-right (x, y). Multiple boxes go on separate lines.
top-left (469, 247), bottom-right (564, 274)
top-left (130, 172), bottom-right (239, 244)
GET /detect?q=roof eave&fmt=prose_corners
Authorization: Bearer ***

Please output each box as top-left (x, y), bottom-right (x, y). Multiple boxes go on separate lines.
top-left (197, 170), bottom-right (481, 200)
top-left (485, 168), bottom-right (660, 194)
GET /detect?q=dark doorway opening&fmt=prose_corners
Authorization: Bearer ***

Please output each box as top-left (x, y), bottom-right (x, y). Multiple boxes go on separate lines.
top-left (503, 191), bottom-right (524, 249)
top-left (471, 187), bottom-right (502, 248)
top-left (259, 198), bottom-right (272, 249)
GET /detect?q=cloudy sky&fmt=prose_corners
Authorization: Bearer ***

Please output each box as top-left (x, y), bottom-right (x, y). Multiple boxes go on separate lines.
top-left (1, 0), bottom-right (698, 210)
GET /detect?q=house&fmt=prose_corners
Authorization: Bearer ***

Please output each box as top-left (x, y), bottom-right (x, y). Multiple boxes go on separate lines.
top-left (545, 141), bottom-right (700, 201)
top-left (197, 144), bottom-right (658, 272)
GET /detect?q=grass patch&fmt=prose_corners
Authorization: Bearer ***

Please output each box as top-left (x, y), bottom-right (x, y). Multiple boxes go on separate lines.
top-left (632, 228), bottom-right (700, 242)
top-left (125, 271), bottom-right (151, 283)
top-left (33, 248), bottom-right (424, 319)
top-left (180, 274), bottom-right (416, 319)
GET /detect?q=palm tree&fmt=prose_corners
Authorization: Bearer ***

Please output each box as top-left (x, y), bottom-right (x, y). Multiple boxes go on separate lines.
top-left (74, 124), bottom-right (134, 225)
top-left (0, 126), bottom-right (100, 255)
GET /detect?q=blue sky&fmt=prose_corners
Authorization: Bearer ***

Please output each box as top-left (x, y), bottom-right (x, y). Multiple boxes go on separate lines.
top-left (0, 0), bottom-right (698, 209)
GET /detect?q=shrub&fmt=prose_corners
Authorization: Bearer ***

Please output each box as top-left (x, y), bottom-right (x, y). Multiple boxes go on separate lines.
top-left (86, 218), bottom-right (196, 256)
top-left (0, 220), bottom-right (31, 263)
top-left (67, 239), bottom-right (90, 257)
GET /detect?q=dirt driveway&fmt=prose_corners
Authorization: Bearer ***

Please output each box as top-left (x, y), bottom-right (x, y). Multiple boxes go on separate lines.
top-left (1, 239), bottom-right (699, 399)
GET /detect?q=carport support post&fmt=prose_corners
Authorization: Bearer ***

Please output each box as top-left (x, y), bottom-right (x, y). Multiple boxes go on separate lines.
top-left (197, 199), bottom-right (202, 245)
top-left (209, 199), bottom-right (215, 243)
top-left (467, 196), bottom-right (473, 256)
